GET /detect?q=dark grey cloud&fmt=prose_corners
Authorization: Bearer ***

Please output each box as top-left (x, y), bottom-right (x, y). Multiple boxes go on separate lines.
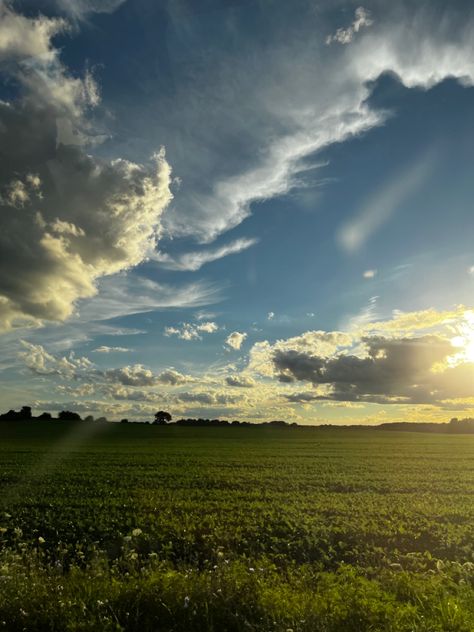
top-left (274, 335), bottom-right (473, 405)
top-left (103, 365), bottom-right (192, 387)
top-left (176, 391), bottom-right (239, 406)
top-left (284, 392), bottom-right (320, 403)
top-left (225, 375), bottom-right (255, 388)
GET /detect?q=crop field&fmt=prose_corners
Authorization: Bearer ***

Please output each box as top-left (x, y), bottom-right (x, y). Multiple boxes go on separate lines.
top-left (0, 422), bottom-right (473, 631)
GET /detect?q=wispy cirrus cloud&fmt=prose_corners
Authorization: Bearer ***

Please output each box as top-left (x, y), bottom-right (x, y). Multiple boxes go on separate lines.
top-left (92, 346), bottom-right (130, 353)
top-left (157, 3), bottom-right (474, 248)
top-left (54, 0), bottom-right (127, 21)
top-left (154, 237), bottom-right (258, 271)
top-left (76, 274), bottom-right (223, 322)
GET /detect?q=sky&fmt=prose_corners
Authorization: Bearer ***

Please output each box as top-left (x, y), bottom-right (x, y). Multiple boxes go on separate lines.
top-left (0, 0), bottom-right (473, 424)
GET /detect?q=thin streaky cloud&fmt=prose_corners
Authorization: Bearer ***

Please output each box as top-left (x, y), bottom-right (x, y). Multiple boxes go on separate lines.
top-left (154, 237), bottom-right (259, 271)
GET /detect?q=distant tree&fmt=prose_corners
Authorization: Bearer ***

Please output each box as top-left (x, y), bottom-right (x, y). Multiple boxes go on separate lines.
top-left (21, 406), bottom-right (32, 419)
top-left (96, 417), bottom-right (108, 423)
top-left (0, 409), bottom-right (19, 421)
top-left (84, 415), bottom-right (94, 422)
top-left (58, 410), bottom-right (82, 421)
top-left (153, 411), bottom-right (172, 425)
top-left (120, 418), bottom-right (129, 424)
top-left (37, 412), bottom-right (52, 421)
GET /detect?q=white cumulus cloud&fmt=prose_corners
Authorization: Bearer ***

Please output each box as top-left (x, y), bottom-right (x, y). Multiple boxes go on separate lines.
top-left (0, 5), bottom-right (172, 332)
top-left (225, 331), bottom-right (247, 350)
top-left (164, 321), bottom-right (219, 341)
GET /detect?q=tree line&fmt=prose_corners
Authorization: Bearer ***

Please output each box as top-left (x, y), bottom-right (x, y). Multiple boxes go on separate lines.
top-left (1, 406), bottom-right (474, 432)
top-left (0, 407), bottom-right (296, 427)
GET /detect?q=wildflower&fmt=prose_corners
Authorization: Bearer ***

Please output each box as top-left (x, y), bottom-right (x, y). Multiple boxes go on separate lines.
top-left (249, 567), bottom-right (255, 572)
top-left (132, 528), bottom-right (142, 537)
top-left (184, 596), bottom-right (190, 608)
top-left (38, 536), bottom-right (45, 544)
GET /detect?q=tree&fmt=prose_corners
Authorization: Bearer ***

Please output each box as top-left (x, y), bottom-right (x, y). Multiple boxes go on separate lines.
top-left (120, 418), bottom-right (129, 424)
top-left (21, 406), bottom-right (32, 419)
top-left (58, 410), bottom-right (82, 421)
top-left (84, 415), bottom-right (94, 422)
top-left (37, 412), bottom-right (52, 420)
top-left (153, 411), bottom-right (172, 425)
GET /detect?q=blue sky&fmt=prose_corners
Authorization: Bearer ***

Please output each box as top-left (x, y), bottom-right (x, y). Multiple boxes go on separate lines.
top-left (0, 0), bottom-right (473, 423)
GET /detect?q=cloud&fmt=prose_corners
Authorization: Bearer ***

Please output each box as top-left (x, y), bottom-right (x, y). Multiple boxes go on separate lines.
top-left (19, 340), bottom-right (93, 378)
top-left (0, 5), bottom-right (65, 61)
top-left (154, 237), bottom-right (258, 271)
top-left (92, 346), bottom-right (130, 353)
top-left (157, 3), bottom-right (474, 248)
top-left (54, 0), bottom-right (127, 21)
top-left (108, 386), bottom-right (159, 402)
top-left (103, 364), bottom-right (192, 387)
top-left (248, 330), bottom-right (352, 376)
top-left (18, 339), bottom-right (193, 389)
top-left (195, 310), bottom-right (218, 321)
top-left (225, 331), bottom-right (247, 350)
top-left (0, 6), bottom-right (172, 332)
top-left (363, 269), bottom-right (377, 279)
top-left (225, 375), bottom-right (255, 388)
top-left (345, 295), bottom-right (379, 331)
top-left (358, 305), bottom-right (470, 336)
top-left (76, 275), bottom-right (222, 322)
top-left (272, 334), bottom-right (472, 405)
top-left (56, 383), bottom-right (95, 397)
top-left (246, 307), bottom-right (474, 406)
top-left (175, 391), bottom-right (239, 406)
top-left (284, 391), bottom-right (320, 403)
top-left (164, 321), bottom-right (219, 341)
top-left (267, 312), bottom-right (275, 320)
top-left (156, 368), bottom-right (193, 386)
top-left (326, 7), bottom-right (374, 46)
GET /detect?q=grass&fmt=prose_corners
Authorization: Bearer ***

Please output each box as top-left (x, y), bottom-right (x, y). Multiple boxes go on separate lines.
top-left (0, 421), bottom-right (473, 630)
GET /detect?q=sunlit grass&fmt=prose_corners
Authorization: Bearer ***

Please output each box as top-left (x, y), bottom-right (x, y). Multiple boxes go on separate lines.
top-left (0, 423), bottom-right (473, 630)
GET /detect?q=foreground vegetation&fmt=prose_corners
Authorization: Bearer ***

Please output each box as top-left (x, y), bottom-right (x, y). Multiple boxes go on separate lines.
top-left (0, 422), bottom-right (473, 631)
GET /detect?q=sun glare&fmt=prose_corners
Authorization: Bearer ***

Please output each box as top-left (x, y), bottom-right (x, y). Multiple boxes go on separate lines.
top-left (451, 311), bottom-right (474, 364)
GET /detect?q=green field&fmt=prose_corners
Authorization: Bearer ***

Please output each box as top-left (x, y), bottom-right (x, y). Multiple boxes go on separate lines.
top-left (0, 422), bottom-right (473, 631)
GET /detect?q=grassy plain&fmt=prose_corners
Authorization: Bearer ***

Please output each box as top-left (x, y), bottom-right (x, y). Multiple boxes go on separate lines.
top-left (0, 421), bottom-right (473, 631)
